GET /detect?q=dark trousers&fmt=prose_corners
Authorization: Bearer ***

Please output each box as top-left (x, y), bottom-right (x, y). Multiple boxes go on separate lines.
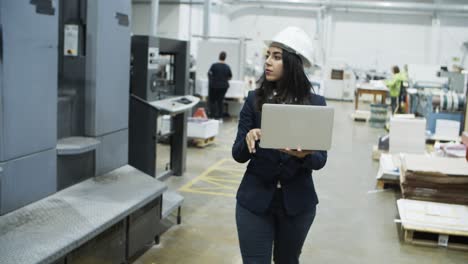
top-left (391, 96), bottom-right (399, 114)
top-left (236, 190), bottom-right (316, 264)
top-left (208, 87), bottom-right (228, 119)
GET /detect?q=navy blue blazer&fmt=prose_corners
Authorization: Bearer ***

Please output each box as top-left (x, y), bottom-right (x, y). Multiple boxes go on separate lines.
top-left (232, 90), bottom-right (328, 216)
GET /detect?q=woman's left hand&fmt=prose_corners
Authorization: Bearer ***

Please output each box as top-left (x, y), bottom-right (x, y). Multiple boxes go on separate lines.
top-left (279, 147), bottom-right (314, 159)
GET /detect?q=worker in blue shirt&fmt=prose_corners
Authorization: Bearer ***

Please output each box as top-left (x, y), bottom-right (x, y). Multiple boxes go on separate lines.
top-left (232, 27), bottom-right (328, 264)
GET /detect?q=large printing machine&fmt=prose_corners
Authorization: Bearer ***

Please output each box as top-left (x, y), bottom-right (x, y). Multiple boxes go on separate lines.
top-left (129, 35), bottom-right (198, 180)
top-left (405, 65), bottom-right (467, 138)
top-left (0, 1), bottom-right (193, 263)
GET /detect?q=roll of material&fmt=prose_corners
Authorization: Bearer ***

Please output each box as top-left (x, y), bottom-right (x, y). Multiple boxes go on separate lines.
top-left (453, 92), bottom-right (459, 112)
top-left (458, 94), bottom-right (466, 110)
top-left (446, 92), bottom-right (453, 111)
top-left (432, 95), bottom-right (441, 106)
top-left (440, 92), bottom-right (446, 110)
top-left (432, 92), bottom-right (466, 111)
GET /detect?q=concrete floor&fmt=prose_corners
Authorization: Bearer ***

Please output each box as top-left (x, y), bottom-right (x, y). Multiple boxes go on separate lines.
top-left (135, 101), bottom-right (468, 264)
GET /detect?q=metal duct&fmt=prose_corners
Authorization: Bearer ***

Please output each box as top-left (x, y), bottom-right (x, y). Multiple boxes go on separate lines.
top-left (150, 0), bottom-right (468, 15)
top-left (232, 0), bottom-right (468, 14)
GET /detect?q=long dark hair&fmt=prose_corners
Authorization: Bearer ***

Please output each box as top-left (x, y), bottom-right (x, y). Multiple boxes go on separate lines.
top-left (255, 49), bottom-right (313, 111)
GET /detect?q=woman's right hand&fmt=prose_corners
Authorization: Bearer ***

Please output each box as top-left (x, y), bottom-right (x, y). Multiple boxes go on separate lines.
top-left (245, 128), bottom-right (261, 153)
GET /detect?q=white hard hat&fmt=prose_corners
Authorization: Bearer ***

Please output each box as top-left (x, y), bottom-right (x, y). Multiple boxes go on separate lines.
top-left (264, 27), bottom-right (315, 68)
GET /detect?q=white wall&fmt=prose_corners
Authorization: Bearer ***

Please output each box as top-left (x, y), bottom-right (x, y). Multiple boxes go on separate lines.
top-left (132, 2), bottom-right (468, 74)
top-left (229, 7), bottom-right (468, 73)
top-left (229, 7), bottom-right (318, 69)
top-left (439, 16), bottom-right (468, 70)
top-left (187, 4), bottom-right (231, 57)
top-left (158, 4), bottom-right (182, 39)
top-left (131, 3), bottom-right (151, 35)
top-left (328, 11), bottom-right (432, 72)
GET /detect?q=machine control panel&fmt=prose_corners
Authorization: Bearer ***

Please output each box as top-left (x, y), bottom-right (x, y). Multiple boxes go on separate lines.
top-left (149, 95), bottom-right (200, 114)
top-left (64, 24), bottom-right (79, 56)
top-left (148, 47), bottom-right (159, 70)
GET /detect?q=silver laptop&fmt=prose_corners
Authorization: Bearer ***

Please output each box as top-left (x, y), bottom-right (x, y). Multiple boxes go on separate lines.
top-left (259, 104), bottom-right (334, 151)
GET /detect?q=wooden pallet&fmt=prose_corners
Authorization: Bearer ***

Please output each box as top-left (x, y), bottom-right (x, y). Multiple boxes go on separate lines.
top-left (191, 137), bottom-right (215, 148)
top-left (403, 228), bottom-right (468, 251)
top-left (372, 145), bottom-right (388, 161)
top-left (350, 111), bottom-right (370, 122)
top-left (376, 178), bottom-right (399, 190)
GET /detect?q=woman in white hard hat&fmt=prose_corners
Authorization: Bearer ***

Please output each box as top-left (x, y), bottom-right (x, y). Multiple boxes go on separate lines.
top-left (232, 27), bottom-right (328, 263)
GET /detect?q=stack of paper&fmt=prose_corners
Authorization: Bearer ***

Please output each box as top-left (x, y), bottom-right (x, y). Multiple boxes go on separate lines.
top-left (397, 199), bottom-right (468, 234)
top-left (390, 117), bottom-right (426, 154)
top-left (225, 80), bottom-right (247, 98)
top-left (376, 153), bottom-right (400, 181)
top-left (442, 143), bottom-right (467, 158)
top-left (433, 119), bottom-right (460, 141)
top-left (187, 118), bottom-right (219, 139)
top-left (400, 154), bottom-right (468, 205)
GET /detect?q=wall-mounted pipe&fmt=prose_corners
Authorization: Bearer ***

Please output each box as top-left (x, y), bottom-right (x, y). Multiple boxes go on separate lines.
top-left (231, 0), bottom-right (468, 14)
top-left (149, 0), bottom-right (468, 16)
top-left (203, 0), bottom-right (212, 38)
top-left (150, 0), bottom-right (159, 36)
top-left (228, 6), bottom-right (321, 20)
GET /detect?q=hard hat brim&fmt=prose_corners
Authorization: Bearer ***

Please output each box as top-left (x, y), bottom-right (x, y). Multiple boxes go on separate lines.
top-left (264, 40), bottom-right (312, 68)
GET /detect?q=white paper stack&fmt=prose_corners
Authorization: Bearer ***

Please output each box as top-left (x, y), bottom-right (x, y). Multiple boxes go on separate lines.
top-left (401, 154), bottom-right (468, 177)
top-left (187, 118), bottom-right (219, 139)
top-left (389, 117), bottom-right (426, 154)
top-left (196, 79), bottom-right (248, 98)
top-left (397, 199), bottom-right (468, 234)
top-left (195, 78), bottom-right (209, 96)
top-left (376, 153), bottom-right (401, 181)
top-left (433, 119), bottom-right (460, 141)
top-left (351, 110), bottom-right (370, 120)
top-left (225, 80), bottom-right (247, 98)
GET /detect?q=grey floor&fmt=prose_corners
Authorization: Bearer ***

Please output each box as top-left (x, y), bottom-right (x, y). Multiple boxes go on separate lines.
top-left (135, 101), bottom-right (468, 264)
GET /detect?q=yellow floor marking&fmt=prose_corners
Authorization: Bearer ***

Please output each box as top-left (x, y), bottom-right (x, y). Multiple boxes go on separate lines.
top-left (193, 186), bottom-right (229, 191)
top-left (226, 125), bottom-right (238, 134)
top-left (204, 176), bottom-right (241, 184)
top-left (179, 158), bottom-right (245, 197)
top-left (178, 189), bottom-right (236, 197)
